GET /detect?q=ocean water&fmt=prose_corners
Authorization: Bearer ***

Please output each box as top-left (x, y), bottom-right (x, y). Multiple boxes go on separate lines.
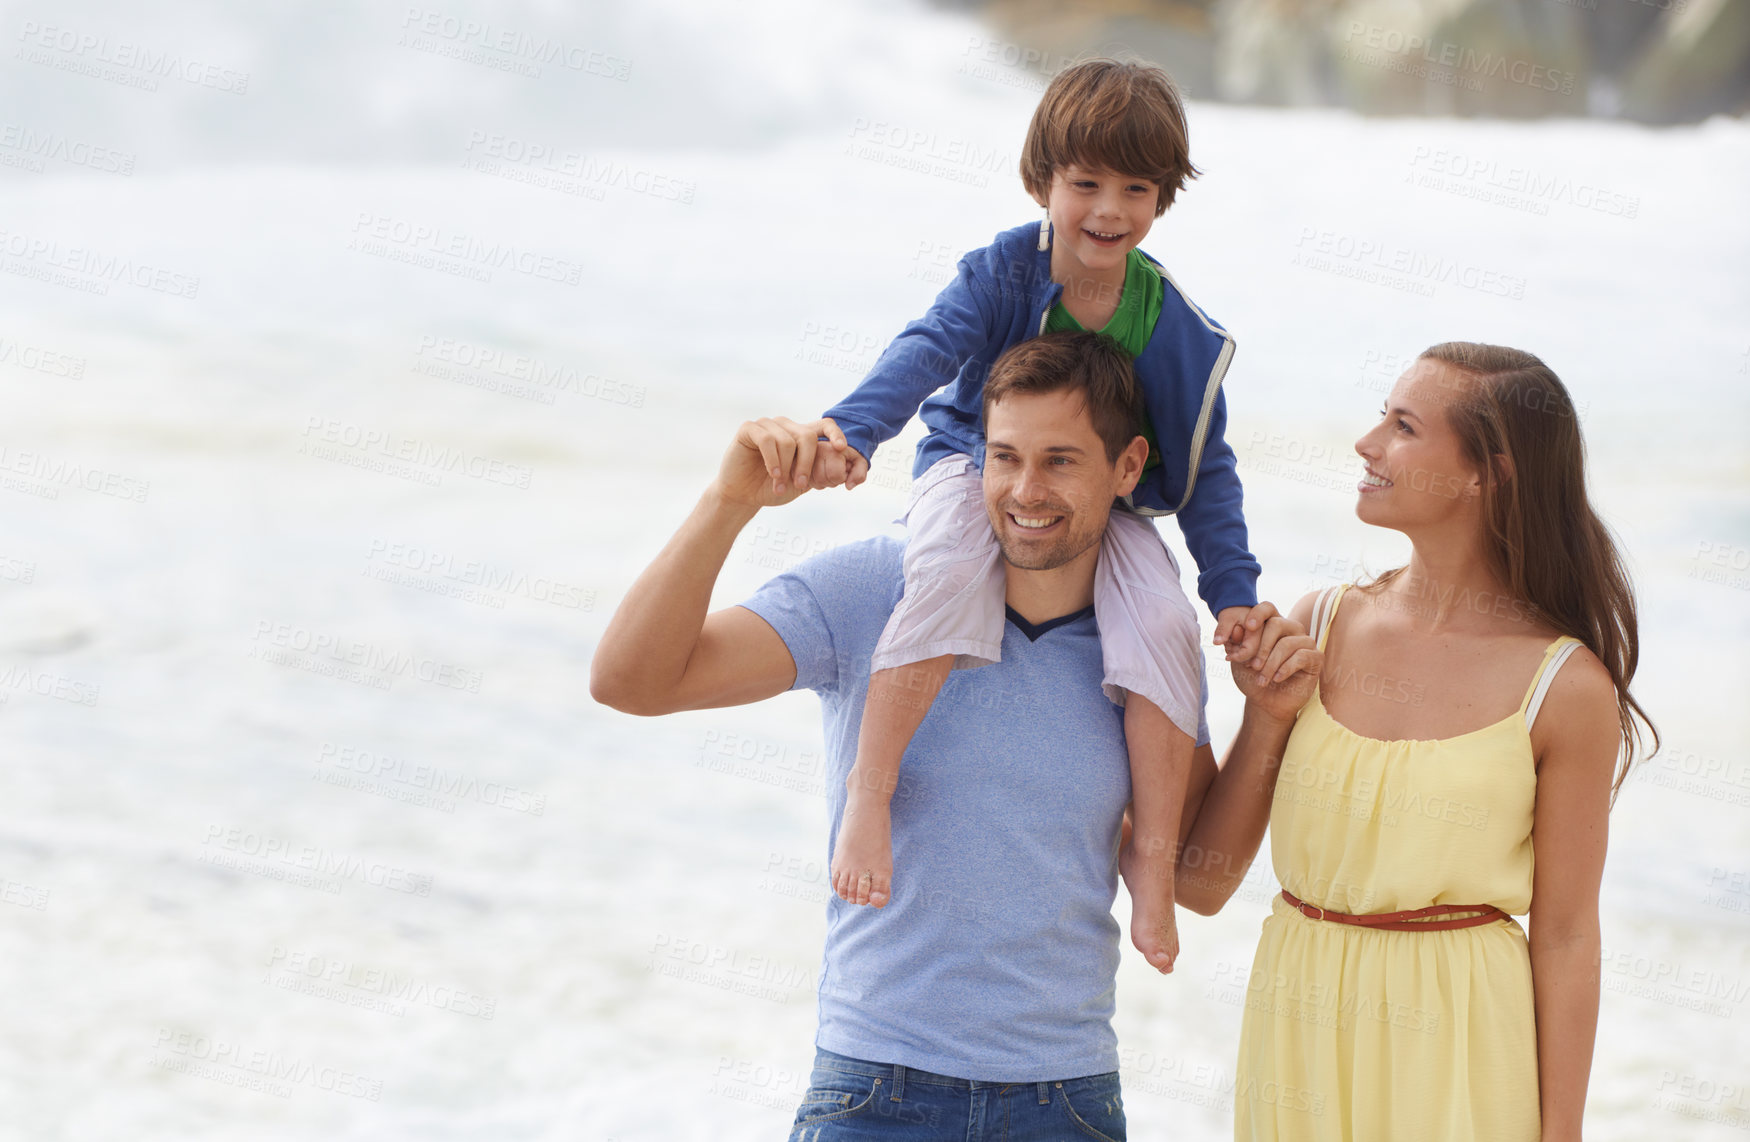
top-left (0, 0), bottom-right (1747, 1138)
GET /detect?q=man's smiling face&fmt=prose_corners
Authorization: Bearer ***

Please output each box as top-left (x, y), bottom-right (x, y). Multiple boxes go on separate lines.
top-left (982, 387), bottom-right (1144, 571)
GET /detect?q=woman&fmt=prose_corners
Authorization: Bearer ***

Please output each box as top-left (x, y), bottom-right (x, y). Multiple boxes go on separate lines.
top-left (1180, 342), bottom-right (1658, 1141)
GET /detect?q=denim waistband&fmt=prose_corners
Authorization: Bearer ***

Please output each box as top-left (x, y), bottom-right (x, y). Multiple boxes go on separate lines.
top-left (812, 1046), bottom-right (1115, 1089)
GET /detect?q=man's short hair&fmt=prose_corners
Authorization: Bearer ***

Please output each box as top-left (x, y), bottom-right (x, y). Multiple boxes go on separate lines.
top-left (1019, 58), bottom-right (1201, 216)
top-left (980, 331), bottom-right (1144, 463)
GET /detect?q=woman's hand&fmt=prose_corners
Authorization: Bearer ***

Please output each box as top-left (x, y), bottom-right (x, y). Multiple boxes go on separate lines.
top-left (1228, 601), bottom-right (1322, 727)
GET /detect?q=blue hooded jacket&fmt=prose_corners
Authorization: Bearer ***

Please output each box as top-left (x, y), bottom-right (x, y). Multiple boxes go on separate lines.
top-left (822, 221), bottom-right (1260, 617)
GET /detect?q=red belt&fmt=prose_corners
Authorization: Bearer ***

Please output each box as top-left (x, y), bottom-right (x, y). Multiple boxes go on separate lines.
top-left (1280, 889), bottom-right (1509, 932)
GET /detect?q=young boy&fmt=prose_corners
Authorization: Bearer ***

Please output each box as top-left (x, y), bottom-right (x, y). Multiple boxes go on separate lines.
top-left (796, 59), bottom-right (1263, 973)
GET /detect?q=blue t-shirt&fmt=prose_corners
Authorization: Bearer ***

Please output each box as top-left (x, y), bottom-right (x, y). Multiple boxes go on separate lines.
top-left (740, 536), bottom-right (1210, 1082)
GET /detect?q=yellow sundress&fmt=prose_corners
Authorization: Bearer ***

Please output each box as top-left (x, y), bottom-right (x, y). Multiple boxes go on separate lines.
top-left (1234, 583), bottom-right (1583, 1141)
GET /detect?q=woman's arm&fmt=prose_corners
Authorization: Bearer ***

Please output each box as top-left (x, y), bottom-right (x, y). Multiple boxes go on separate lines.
top-left (1527, 647), bottom-right (1621, 1142)
top-left (1174, 593), bottom-right (1323, 915)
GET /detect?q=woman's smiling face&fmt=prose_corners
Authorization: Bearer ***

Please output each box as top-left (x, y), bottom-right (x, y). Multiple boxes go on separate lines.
top-left (1353, 358), bottom-right (1490, 531)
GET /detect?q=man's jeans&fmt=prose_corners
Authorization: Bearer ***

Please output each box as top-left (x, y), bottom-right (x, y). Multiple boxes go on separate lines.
top-left (787, 1047), bottom-right (1127, 1141)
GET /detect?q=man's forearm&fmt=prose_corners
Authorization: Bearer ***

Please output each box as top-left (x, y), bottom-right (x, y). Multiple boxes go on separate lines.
top-left (590, 487), bottom-right (758, 712)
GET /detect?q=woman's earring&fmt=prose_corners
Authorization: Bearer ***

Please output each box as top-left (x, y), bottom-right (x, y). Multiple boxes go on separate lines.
top-left (1037, 209), bottom-right (1051, 252)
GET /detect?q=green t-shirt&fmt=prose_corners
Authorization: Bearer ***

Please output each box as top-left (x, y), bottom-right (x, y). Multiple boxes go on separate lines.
top-left (1042, 248), bottom-right (1165, 470)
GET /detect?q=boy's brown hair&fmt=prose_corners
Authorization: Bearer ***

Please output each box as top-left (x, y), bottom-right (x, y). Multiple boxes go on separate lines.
top-left (1019, 58), bottom-right (1200, 217)
top-left (980, 330), bottom-right (1143, 463)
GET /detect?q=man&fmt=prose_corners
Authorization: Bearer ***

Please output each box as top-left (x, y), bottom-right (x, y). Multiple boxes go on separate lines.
top-left (592, 331), bottom-right (1244, 1139)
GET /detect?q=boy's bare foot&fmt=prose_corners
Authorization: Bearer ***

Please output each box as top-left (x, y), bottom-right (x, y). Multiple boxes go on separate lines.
top-left (1121, 829), bottom-right (1179, 973)
top-left (1130, 886), bottom-right (1179, 974)
top-left (831, 774), bottom-right (892, 907)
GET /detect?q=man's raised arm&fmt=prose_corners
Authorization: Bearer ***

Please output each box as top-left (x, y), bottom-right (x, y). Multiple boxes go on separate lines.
top-left (589, 416), bottom-right (847, 716)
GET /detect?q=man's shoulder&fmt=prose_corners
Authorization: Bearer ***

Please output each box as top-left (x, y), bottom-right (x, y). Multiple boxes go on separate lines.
top-left (777, 535), bottom-right (904, 606)
top-left (740, 536), bottom-right (904, 694)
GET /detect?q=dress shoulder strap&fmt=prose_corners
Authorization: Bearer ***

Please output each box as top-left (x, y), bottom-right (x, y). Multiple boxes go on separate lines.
top-left (1520, 637), bottom-right (1586, 731)
top-left (1310, 584), bottom-right (1349, 653)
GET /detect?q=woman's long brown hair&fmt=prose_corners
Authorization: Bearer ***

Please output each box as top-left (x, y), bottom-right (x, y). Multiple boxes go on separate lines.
top-left (1370, 342), bottom-right (1658, 802)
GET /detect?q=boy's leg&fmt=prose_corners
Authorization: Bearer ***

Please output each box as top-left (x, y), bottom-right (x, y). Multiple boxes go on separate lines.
top-left (835, 656), bottom-right (951, 908)
top-left (834, 455), bottom-right (1004, 909)
top-left (1093, 511), bottom-right (1205, 973)
top-left (1121, 697), bottom-right (1192, 973)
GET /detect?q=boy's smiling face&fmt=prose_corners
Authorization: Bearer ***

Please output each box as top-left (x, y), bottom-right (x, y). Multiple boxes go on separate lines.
top-left (1040, 163), bottom-right (1161, 278)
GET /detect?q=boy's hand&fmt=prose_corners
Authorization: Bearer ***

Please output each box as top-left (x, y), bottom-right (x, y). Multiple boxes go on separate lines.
top-left (800, 418), bottom-right (870, 491)
top-left (1227, 601), bottom-right (1322, 726)
top-left (1212, 605), bottom-right (1262, 665)
top-left (841, 443), bottom-right (870, 490)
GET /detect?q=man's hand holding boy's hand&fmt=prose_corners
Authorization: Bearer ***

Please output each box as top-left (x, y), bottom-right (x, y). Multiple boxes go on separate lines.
top-left (804, 418), bottom-right (870, 491)
top-left (714, 416), bottom-right (872, 512)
